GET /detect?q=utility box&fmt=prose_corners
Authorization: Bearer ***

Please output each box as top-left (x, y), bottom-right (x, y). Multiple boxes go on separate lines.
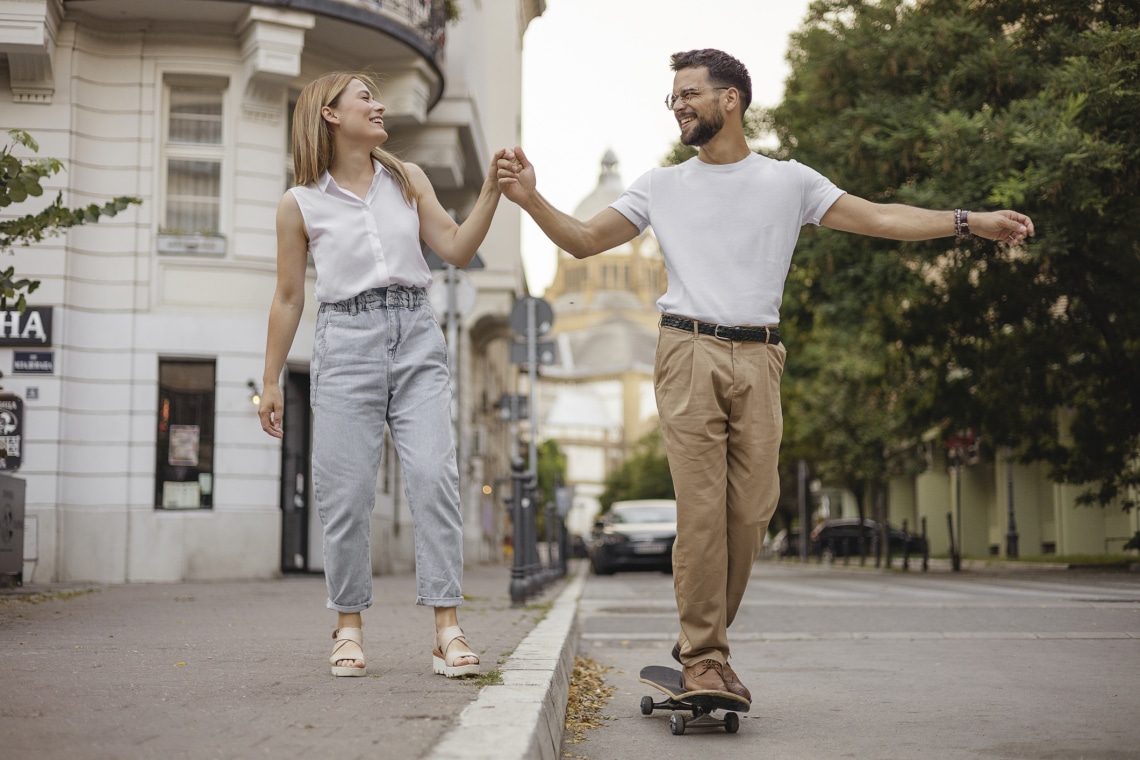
top-left (0, 473), bottom-right (26, 586)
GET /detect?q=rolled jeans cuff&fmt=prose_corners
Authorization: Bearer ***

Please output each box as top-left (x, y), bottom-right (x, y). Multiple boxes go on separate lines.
top-left (326, 597), bottom-right (372, 614)
top-left (417, 594), bottom-right (464, 608)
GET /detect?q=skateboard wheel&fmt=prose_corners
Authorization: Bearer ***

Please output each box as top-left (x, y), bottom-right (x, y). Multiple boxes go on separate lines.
top-left (670, 714), bottom-right (686, 735)
top-left (724, 712), bottom-right (740, 733)
top-left (640, 696), bottom-right (654, 715)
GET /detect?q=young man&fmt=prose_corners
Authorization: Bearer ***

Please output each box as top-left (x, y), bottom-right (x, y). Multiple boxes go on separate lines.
top-left (497, 49), bottom-right (1033, 701)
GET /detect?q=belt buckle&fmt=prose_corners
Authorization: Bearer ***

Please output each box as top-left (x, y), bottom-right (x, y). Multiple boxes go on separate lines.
top-left (713, 324), bottom-right (733, 341)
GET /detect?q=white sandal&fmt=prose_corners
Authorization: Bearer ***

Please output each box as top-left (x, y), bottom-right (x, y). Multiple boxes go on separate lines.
top-left (432, 625), bottom-right (480, 678)
top-left (330, 627), bottom-right (366, 677)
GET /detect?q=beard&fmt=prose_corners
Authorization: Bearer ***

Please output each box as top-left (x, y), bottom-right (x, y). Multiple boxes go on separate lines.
top-left (680, 106), bottom-right (725, 147)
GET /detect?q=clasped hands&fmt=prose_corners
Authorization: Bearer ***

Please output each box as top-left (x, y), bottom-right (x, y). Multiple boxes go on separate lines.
top-left (495, 147), bottom-right (534, 204)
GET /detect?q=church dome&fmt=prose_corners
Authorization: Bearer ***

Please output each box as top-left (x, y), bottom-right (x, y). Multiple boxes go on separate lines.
top-left (572, 149), bottom-right (624, 221)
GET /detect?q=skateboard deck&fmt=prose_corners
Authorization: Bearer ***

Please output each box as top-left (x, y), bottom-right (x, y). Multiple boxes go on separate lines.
top-left (638, 665), bottom-right (749, 735)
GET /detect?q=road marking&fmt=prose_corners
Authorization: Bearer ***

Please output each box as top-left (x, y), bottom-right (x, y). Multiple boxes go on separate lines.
top-left (580, 631), bottom-right (1140, 642)
top-left (585, 599), bottom-right (1139, 610)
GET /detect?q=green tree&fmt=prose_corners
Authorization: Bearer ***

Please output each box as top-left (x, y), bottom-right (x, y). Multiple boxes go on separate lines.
top-left (1, 129), bottom-right (141, 309)
top-left (767, 0), bottom-right (1140, 509)
top-left (535, 438), bottom-right (567, 509)
top-left (600, 427), bottom-right (675, 511)
top-left (532, 438), bottom-right (567, 537)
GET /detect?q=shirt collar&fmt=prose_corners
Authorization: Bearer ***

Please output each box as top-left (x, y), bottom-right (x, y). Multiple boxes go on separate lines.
top-left (316, 157), bottom-right (386, 195)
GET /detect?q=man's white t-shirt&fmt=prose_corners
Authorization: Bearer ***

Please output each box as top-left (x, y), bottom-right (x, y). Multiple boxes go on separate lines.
top-left (609, 152), bottom-right (845, 326)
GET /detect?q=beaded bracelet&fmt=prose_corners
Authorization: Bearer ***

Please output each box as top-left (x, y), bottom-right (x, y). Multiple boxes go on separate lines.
top-left (954, 209), bottom-right (971, 238)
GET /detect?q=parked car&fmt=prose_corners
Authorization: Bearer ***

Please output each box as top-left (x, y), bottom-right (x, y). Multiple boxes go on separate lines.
top-left (589, 499), bottom-right (677, 575)
top-left (810, 518), bottom-right (927, 559)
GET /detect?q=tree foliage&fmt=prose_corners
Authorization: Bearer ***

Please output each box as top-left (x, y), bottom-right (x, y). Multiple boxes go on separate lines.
top-left (536, 438), bottom-right (567, 508)
top-left (766, 0), bottom-right (1140, 508)
top-left (533, 438), bottom-right (567, 535)
top-left (600, 428), bottom-right (675, 511)
top-left (1, 129), bottom-right (141, 309)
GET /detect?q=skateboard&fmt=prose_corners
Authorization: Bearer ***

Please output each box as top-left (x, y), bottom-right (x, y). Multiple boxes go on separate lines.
top-left (638, 665), bottom-right (750, 735)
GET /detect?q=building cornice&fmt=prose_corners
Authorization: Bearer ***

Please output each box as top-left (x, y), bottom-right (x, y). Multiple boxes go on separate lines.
top-left (0, 0), bottom-right (63, 103)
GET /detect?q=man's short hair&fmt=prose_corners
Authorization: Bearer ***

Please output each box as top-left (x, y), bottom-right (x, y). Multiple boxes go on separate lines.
top-left (670, 49), bottom-right (752, 115)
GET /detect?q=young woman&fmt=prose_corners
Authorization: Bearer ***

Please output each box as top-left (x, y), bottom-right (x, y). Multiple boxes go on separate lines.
top-left (258, 71), bottom-right (507, 678)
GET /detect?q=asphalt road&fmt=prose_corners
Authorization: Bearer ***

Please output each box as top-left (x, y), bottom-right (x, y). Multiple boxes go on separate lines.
top-left (569, 561), bottom-right (1140, 760)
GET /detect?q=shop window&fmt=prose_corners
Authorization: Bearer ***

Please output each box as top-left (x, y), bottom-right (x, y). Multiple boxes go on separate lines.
top-left (155, 359), bottom-right (216, 509)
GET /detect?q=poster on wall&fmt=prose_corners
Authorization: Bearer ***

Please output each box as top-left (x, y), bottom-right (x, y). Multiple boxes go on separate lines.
top-left (168, 425), bottom-right (200, 467)
top-left (162, 481), bottom-right (201, 509)
top-left (0, 395), bottom-right (23, 471)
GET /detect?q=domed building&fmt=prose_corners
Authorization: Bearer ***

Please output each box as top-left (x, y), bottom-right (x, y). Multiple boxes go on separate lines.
top-left (537, 151), bottom-right (667, 537)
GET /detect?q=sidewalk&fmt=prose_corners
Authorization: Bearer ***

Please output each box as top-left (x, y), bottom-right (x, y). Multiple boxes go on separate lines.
top-left (0, 561), bottom-right (586, 760)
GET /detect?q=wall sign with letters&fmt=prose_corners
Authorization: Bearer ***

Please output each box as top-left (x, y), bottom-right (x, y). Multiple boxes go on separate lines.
top-left (0, 307), bottom-right (53, 347)
top-left (13, 351), bottom-right (53, 374)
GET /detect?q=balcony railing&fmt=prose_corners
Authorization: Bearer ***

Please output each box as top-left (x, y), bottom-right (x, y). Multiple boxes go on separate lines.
top-left (353, 0), bottom-right (429, 25)
top-left (338, 0), bottom-right (451, 54)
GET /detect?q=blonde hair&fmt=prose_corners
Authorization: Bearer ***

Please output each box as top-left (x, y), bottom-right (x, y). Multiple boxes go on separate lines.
top-left (291, 71), bottom-right (417, 206)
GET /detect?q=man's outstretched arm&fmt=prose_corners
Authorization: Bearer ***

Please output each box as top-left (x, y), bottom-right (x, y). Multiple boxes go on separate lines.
top-left (821, 194), bottom-right (1034, 245)
top-left (497, 147), bottom-right (639, 259)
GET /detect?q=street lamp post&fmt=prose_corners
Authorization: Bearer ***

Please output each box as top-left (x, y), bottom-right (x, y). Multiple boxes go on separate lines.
top-left (526, 297), bottom-right (538, 479)
top-left (508, 457), bottom-right (528, 605)
top-left (1005, 446), bottom-right (1019, 559)
top-left (797, 460), bottom-right (809, 563)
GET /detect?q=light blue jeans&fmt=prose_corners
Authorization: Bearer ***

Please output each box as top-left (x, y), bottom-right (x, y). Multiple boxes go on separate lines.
top-left (310, 285), bottom-right (464, 613)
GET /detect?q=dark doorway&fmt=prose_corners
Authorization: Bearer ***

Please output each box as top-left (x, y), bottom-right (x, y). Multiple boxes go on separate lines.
top-left (280, 368), bottom-right (313, 573)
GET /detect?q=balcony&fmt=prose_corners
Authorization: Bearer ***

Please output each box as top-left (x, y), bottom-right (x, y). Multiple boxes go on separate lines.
top-left (54, 0), bottom-right (449, 113)
top-left (59, 1), bottom-right (450, 55)
top-left (274, 0), bottom-right (452, 60)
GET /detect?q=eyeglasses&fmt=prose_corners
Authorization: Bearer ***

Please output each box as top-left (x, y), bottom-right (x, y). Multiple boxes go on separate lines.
top-left (664, 87), bottom-right (729, 110)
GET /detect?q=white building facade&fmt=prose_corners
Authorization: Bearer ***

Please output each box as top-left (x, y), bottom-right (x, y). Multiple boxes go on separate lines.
top-left (0, 0), bottom-right (544, 583)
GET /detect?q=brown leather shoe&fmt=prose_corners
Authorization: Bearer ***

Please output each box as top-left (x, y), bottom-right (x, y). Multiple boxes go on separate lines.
top-left (682, 659), bottom-right (728, 693)
top-left (673, 642), bottom-right (750, 702)
top-left (721, 662), bottom-right (752, 703)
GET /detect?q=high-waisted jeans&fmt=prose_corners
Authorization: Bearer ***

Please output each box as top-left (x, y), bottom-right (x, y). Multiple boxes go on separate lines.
top-left (310, 285), bottom-right (464, 613)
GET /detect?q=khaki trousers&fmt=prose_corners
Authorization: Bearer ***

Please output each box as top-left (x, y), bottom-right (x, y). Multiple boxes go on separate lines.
top-left (654, 319), bottom-right (786, 666)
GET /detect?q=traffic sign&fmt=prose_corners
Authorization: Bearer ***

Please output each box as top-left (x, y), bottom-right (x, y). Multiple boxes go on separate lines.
top-left (427, 268), bottom-right (477, 319)
top-left (509, 297), bottom-right (553, 337)
top-left (509, 340), bottom-right (559, 366)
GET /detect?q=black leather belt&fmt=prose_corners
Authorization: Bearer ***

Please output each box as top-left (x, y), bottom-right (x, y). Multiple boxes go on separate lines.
top-left (660, 314), bottom-right (781, 344)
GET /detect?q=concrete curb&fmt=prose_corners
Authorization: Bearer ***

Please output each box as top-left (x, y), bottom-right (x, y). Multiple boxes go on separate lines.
top-left (427, 563), bottom-right (587, 760)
